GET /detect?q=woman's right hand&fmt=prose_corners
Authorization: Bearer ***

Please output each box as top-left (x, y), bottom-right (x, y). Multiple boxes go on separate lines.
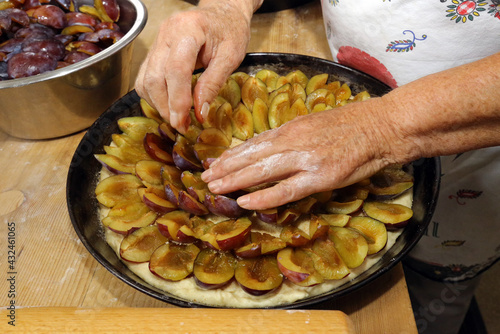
top-left (134, 0), bottom-right (261, 133)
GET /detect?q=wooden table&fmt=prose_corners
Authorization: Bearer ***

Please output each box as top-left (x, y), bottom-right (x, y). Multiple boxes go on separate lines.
top-left (0, 1), bottom-right (417, 333)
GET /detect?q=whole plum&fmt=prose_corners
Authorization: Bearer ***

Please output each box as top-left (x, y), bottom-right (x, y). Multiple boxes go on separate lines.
top-left (0, 0), bottom-right (124, 79)
top-left (7, 51), bottom-right (58, 78)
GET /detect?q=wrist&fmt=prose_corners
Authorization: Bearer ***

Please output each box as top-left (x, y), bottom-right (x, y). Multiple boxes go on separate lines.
top-left (363, 95), bottom-right (425, 166)
top-left (197, 0), bottom-right (262, 22)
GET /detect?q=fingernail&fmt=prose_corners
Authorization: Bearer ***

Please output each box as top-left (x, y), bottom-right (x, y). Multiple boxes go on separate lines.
top-left (201, 169), bottom-right (212, 182)
top-left (208, 179), bottom-right (222, 193)
top-left (237, 196), bottom-right (250, 208)
top-left (170, 112), bottom-right (179, 127)
top-left (200, 102), bottom-right (210, 122)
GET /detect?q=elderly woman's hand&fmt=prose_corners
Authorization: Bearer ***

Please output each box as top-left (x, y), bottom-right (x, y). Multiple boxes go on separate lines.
top-left (135, 0), bottom-right (262, 133)
top-left (201, 97), bottom-right (412, 210)
top-left (200, 52), bottom-right (500, 211)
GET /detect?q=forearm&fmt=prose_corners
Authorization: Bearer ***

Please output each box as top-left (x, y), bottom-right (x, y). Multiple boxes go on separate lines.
top-left (381, 52), bottom-right (500, 163)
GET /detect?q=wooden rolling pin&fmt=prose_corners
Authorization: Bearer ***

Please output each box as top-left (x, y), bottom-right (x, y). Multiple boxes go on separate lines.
top-left (1, 307), bottom-right (355, 333)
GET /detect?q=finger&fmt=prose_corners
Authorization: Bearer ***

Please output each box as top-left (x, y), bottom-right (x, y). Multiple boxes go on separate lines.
top-left (201, 130), bottom-right (279, 182)
top-left (236, 172), bottom-right (319, 210)
top-left (165, 35), bottom-right (204, 132)
top-left (135, 55), bottom-right (155, 112)
top-left (138, 43), bottom-right (172, 121)
top-left (206, 150), bottom-right (310, 194)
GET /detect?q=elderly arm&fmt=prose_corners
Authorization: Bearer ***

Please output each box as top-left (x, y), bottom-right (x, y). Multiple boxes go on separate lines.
top-left (201, 52), bottom-right (500, 210)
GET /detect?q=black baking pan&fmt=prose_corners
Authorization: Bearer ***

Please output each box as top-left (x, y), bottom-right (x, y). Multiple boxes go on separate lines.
top-left (67, 52), bottom-right (440, 309)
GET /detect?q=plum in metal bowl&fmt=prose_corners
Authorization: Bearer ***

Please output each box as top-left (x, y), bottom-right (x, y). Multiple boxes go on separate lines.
top-left (0, 0), bottom-right (147, 139)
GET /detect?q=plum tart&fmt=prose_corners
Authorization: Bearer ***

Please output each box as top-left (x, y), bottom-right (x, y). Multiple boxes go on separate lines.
top-left (95, 69), bottom-right (414, 307)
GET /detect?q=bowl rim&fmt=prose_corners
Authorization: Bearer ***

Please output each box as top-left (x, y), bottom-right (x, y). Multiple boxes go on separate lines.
top-left (67, 52), bottom-right (441, 309)
top-left (0, 0), bottom-right (148, 89)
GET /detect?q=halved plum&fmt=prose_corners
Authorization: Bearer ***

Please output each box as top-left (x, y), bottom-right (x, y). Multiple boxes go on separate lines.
top-left (135, 160), bottom-right (164, 186)
top-left (308, 216), bottom-right (330, 240)
top-left (347, 216), bottom-right (388, 255)
top-left (143, 133), bottom-right (174, 164)
top-left (235, 231), bottom-right (286, 258)
top-left (255, 69), bottom-right (280, 92)
top-left (172, 135), bottom-right (203, 172)
top-left (158, 122), bottom-right (177, 146)
top-left (268, 92), bottom-right (291, 129)
top-left (149, 242), bottom-right (201, 281)
top-left (315, 213), bottom-right (350, 227)
top-left (138, 188), bottom-right (177, 214)
top-left (252, 97), bottom-right (270, 134)
top-left (231, 103), bottom-right (254, 140)
top-left (368, 165), bottom-right (414, 200)
top-left (119, 225), bottom-right (168, 263)
top-left (156, 210), bottom-right (191, 242)
top-left (290, 196), bottom-right (319, 214)
top-left (215, 102), bottom-right (233, 142)
top-left (307, 237), bottom-right (350, 280)
top-left (204, 193), bottom-right (248, 218)
top-left (196, 127), bottom-right (231, 147)
top-left (285, 70), bottom-right (309, 89)
top-left (193, 248), bottom-right (236, 289)
top-left (311, 190), bottom-right (333, 204)
top-left (140, 98), bottom-right (163, 124)
top-left (231, 71), bottom-right (250, 89)
top-left (256, 208), bottom-right (279, 224)
top-left (103, 208), bottom-right (157, 235)
top-left (95, 174), bottom-right (143, 207)
top-left (325, 199), bottom-right (364, 215)
top-left (276, 208), bottom-right (301, 226)
top-left (161, 165), bottom-right (183, 188)
top-left (95, 153), bottom-right (135, 174)
top-left (200, 96), bottom-right (226, 127)
top-left (178, 190), bottom-right (209, 216)
top-left (235, 256), bottom-right (283, 296)
top-left (276, 247), bottom-right (323, 287)
top-left (218, 77), bottom-right (241, 109)
top-left (332, 185), bottom-right (369, 202)
top-left (305, 88), bottom-right (335, 113)
top-left (280, 224), bottom-right (310, 247)
top-left (305, 73), bottom-right (329, 95)
top-left (164, 182), bottom-right (181, 206)
top-left (335, 83), bottom-right (352, 105)
top-left (269, 83), bottom-right (293, 105)
top-left (189, 216), bottom-right (215, 240)
top-left (200, 217), bottom-right (252, 251)
top-left (193, 143), bottom-right (227, 169)
top-left (117, 116), bottom-right (160, 142)
top-left (180, 171), bottom-right (207, 200)
top-left (241, 76), bottom-right (268, 111)
top-left (328, 226), bottom-right (368, 269)
top-left (362, 201), bottom-right (413, 230)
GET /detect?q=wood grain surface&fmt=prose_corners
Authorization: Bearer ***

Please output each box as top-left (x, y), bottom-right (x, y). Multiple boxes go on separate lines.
top-left (0, 1), bottom-right (417, 333)
top-left (1, 307), bottom-right (356, 334)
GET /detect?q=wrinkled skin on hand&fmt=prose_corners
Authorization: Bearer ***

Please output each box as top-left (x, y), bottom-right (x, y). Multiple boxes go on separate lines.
top-left (200, 52), bottom-right (500, 211)
top-left (134, 2), bottom-right (252, 133)
top-left (201, 97), bottom-right (412, 210)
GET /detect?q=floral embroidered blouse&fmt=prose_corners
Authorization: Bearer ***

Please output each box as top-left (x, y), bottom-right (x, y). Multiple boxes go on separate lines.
top-left (321, 0), bottom-right (500, 281)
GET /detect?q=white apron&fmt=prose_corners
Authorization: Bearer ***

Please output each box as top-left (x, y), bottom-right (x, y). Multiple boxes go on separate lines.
top-left (321, 0), bottom-right (500, 281)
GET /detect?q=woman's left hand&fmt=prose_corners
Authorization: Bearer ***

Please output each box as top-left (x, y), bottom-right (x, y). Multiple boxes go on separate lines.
top-left (201, 97), bottom-right (411, 210)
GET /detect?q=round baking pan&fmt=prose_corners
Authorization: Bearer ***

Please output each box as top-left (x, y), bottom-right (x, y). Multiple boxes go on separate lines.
top-left (67, 52), bottom-right (440, 309)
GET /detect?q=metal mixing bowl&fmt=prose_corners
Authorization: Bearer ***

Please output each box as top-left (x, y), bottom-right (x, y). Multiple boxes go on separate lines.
top-left (0, 0), bottom-right (147, 140)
